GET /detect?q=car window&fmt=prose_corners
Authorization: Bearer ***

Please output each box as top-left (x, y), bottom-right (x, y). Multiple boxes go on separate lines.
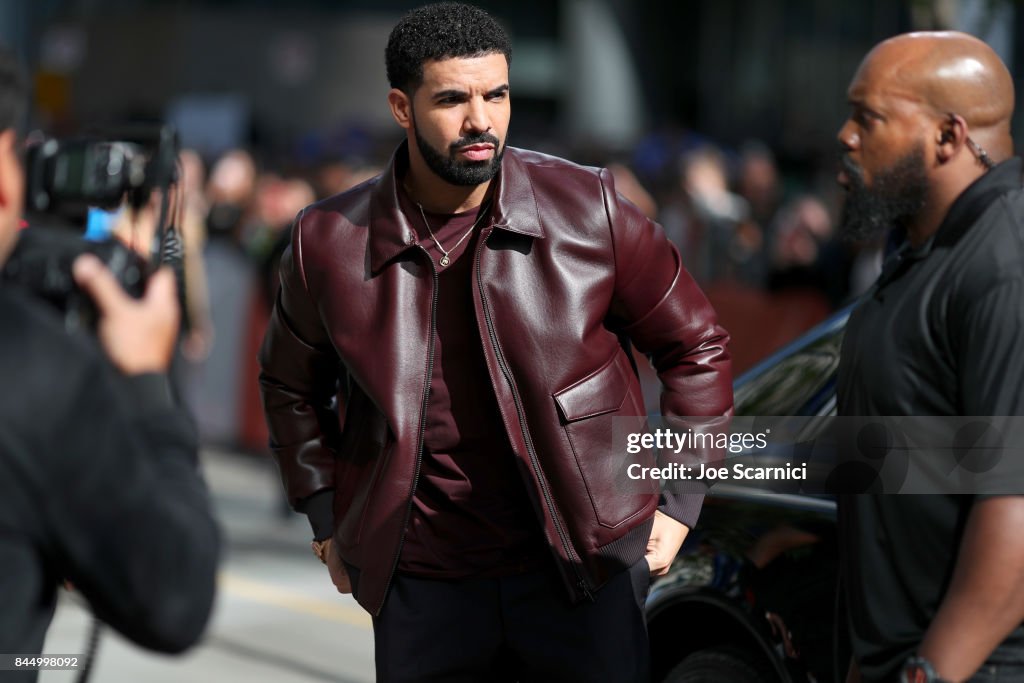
top-left (733, 312), bottom-right (848, 418)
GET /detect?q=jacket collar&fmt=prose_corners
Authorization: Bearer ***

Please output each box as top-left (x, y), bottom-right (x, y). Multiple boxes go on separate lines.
top-left (368, 141), bottom-right (544, 274)
top-left (490, 147), bottom-right (545, 239)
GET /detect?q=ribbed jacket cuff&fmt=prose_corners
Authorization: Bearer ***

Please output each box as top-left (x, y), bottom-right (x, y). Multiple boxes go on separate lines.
top-left (299, 489), bottom-right (335, 541)
top-left (658, 491), bottom-right (704, 529)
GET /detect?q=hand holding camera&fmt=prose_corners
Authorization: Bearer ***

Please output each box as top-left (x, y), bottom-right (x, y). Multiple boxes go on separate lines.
top-left (2, 124), bottom-right (185, 336)
top-left (71, 253), bottom-right (179, 375)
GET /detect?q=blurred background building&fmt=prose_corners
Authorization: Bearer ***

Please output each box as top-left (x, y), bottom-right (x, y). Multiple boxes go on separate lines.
top-left (0, 0), bottom-right (1018, 448)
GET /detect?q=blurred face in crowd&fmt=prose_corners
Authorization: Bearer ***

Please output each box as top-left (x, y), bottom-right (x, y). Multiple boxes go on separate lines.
top-left (0, 128), bottom-right (24, 266)
top-left (389, 53), bottom-right (510, 187)
top-left (836, 45), bottom-right (931, 242)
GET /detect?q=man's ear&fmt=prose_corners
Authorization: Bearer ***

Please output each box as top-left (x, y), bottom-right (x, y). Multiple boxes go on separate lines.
top-left (0, 129), bottom-right (18, 211)
top-left (936, 113), bottom-right (967, 163)
top-left (0, 128), bottom-right (23, 263)
top-left (387, 88), bottom-right (413, 131)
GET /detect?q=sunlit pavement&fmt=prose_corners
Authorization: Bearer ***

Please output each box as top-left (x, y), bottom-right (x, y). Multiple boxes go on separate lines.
top-left (39, 448), bottom-right (376, 683)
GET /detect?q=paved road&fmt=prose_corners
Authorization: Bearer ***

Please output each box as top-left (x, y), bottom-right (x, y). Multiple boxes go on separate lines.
top-left (38, 449), bottom-right (376, 683)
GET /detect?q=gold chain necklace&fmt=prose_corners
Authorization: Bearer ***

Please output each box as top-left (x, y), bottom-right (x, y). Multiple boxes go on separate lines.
top-left (415, 201), bottom-right (491, 268)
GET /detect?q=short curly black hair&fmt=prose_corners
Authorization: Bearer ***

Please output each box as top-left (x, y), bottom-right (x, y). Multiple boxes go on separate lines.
top-left (386, 2), bottom-right (511, 94)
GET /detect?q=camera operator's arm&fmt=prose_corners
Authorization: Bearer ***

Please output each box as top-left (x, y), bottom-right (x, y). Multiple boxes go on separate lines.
top-left (38, 256), bottom-right (220, 652)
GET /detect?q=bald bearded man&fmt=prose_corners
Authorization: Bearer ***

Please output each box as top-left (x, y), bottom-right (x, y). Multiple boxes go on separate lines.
top-left (836, 32), bottom-right (1024, 683)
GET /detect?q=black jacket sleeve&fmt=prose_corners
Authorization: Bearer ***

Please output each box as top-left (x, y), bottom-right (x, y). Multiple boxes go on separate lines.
top-left (40, 362), bottom-right (220, 653)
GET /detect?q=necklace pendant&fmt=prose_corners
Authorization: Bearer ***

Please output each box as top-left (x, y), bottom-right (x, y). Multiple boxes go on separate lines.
top-left (439, 254), bottom-right (451, 267)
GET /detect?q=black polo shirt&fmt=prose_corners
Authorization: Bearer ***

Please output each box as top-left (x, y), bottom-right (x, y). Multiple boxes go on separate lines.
top-left (837, 159), bottom-right (1024, 682)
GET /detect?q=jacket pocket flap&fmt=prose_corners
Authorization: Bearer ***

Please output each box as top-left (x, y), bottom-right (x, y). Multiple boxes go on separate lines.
top-left (554, 354), bottom-right (630, 422)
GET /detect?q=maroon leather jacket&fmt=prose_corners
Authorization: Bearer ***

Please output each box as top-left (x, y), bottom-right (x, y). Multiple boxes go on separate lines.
top-left (259, 143), bottom-right (732, 615)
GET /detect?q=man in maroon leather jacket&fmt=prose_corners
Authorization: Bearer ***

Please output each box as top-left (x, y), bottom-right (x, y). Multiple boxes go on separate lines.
top-left (259, 3), bottom-right (731, 680)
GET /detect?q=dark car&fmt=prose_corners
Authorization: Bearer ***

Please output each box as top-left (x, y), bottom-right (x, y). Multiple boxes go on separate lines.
top-left (647, 307), bottom-right (851, 683)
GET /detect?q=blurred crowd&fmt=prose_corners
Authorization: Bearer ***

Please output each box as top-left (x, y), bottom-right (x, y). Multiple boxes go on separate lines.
top-left (166, 127), bottom-right (883, 453)
top-left (612, 132), bottom-right (885, 373)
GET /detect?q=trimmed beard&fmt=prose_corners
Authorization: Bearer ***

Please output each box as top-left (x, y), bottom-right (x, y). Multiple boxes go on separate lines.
top-left (412, 109), bottom-right (504, 187)
top-left (838, 144), bottom-right (929, 243)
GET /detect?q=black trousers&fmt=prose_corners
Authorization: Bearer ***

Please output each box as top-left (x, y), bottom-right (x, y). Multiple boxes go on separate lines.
top-left (367, 560), bottom-right (651, 683)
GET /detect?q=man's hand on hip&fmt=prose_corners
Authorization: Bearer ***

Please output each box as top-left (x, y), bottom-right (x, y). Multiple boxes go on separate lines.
top-left (645, 510), bottom-right (690, 577)
top-left (322, 539), bottom-right (352, 594)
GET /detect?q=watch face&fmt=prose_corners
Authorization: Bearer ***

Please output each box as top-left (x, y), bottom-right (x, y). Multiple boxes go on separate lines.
top-left (905, 666), bottom-right (928, 683)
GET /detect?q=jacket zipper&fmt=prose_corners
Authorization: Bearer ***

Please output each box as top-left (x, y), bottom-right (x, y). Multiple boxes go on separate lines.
top-left (474, 231), bottom-right (594, 601)
top-left (376, 249), bottom-right (437, 614)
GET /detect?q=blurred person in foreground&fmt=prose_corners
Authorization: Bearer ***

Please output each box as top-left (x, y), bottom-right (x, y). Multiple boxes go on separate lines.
top-left (836, 32), bottom-right (1024, 683)
top-left (259, 2), bottom-right (731, 680)
top-left (0, 48), bottom-right (219, 675)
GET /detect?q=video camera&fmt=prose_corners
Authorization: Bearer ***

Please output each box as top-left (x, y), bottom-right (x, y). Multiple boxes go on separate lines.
top-left (1, 124), bottom-right (181, 330)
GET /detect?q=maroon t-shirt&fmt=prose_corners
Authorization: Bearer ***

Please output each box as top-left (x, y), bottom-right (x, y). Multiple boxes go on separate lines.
top-left (396, 187), bottom-right (547, 578)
